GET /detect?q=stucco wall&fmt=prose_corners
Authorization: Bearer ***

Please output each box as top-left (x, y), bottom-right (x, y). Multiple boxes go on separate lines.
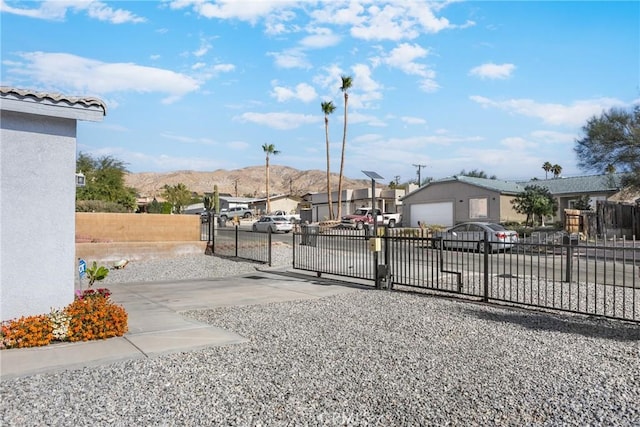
top-left (76, 213), bottom-right (200, 242)
top-left (499, 195), bottom-right (527, 223)
top-left (1, 111), bottom-right (77, 321)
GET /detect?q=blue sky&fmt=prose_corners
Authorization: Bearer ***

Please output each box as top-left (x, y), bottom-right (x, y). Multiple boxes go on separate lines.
top-left (2, 1), bottom-right (638, 184)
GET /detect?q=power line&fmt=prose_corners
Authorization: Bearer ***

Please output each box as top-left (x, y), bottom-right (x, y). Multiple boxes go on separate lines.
top-left (412, 164), bottom-right (427, 185)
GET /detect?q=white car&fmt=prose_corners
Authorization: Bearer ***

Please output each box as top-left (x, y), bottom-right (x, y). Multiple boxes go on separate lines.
top-left (252, 216), bottom-right (293, 233)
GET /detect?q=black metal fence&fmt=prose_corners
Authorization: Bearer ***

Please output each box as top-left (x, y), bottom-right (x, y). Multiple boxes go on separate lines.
top-left (293, 228), bottom-right (640, 322)
top-left (201, 214), bottom-right (271, 265)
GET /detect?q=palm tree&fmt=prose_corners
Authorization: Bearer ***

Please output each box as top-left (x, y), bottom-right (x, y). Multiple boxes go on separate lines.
top-left (321, 100), bottom-right (336, 220)
top-left (551, 164), bottom-right (562, 179)
top-left (337, 75), bottom-right (353, 219)
top-left (542, 161), bottom-right (553, 179)
top-left (262, 143), bottom-right (280, 213)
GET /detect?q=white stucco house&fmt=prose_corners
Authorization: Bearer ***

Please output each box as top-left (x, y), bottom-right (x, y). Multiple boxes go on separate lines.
top-left (1, 87), bottom-right (106, 321)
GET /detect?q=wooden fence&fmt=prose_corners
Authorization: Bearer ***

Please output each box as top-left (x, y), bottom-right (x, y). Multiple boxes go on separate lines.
top-left (565, 201), bottom-right (639, 238)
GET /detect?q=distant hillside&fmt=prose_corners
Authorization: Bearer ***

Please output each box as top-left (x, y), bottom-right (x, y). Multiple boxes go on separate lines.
top-left (125, 165), bottom-right (375, 197)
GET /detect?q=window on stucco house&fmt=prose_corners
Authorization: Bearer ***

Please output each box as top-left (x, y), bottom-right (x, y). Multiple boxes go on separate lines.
top-left (469, 197), bottom-right (488, 219)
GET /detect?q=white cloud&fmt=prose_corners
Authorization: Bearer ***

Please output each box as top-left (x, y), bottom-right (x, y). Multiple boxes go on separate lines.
top-left (212, 63), bottom-right (235, 73)
top-left (227, 141), bottom-right (250, 150)
top-left (160, 132), bottom-right (216, 145)
top-left (469, 95), bottom-right (626, 126)
top-left (350, 63), bottom-right (383, 108)
top-left (382, 43), bottom-right (432, 77)
top-left (313, 64), bottom-right (345, 92)
top-left (419, 79), bottom-right (440, 93)
top-left (500, 137), bottom-right (537, 151)
top-left (238, 112), bottom-right (319, 130)
top-left (469, 63), bottom-right (516, 79)
top-left (401, 116), bottom-right (427, 125)
top-left (530, 130), bottom-right (576, 144)
top-left (9, 52), bottom-right (199, 103)
top-left (268, 49), bottom-right (311, 69)
top-left (171, 0), bottom-right (288, 25)
top-left (0, 0), bottom-right (145, 23)
top-left (351, 4), bottom-right (420, 41)
top-left (80, 146), bottom-right (224, 173)
top-left (299, 27), bottom-right (341, 48)
top-left (349, 112), bottom-right (387, 127)
top-left (193, 38), bottom-right (212, 57)
top-left (313, 2), bottom-right (458, 41)
top-left (309, 2), bottom-right (366, 27)
top-left (373, 43), bottom-right (438, 93)
top-left (270, 82), bottom-right (317, 103)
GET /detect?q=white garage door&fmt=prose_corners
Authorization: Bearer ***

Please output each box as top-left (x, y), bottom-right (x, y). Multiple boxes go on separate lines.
top-left (410, 202), bottom-right (453, 227)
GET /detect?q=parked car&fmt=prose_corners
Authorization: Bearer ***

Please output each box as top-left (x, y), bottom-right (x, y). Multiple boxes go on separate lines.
top-left (432, 222), bottom-right (519, 252)
top-left (220, 206), bottom-right (253, 220)
top-left (252, 216), bottom-right (293, 233)
top-left (270, 210), bottom-right (301, 223)
top-left (200, 211), bottom-right (215, 223)
top-left (341, 208), bottom-right (402, 229)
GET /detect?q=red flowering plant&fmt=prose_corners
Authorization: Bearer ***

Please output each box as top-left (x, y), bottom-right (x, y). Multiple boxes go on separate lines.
top-left (75, 288), bottom-right (112, 300)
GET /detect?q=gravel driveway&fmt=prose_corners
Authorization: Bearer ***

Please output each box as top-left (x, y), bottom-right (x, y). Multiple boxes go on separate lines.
top-left (1, 247), bottom-right (639, 426)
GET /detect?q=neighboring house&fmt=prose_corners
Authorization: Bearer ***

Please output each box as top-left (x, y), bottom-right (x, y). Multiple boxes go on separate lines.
top-left (1, 87), bottom-right (106, 321)
top-left (251, 194), bottom-right (302, 215)
top-left (218, 196), bottom-right (257, 212)
top-left (401, 173), bottom-right (634, 228)
top-left (402, 176), bottom-right (525, 227)
top-left (306, 187), bottom-right (406, 223)
top-left (520, 173), bottom-right (632, 212)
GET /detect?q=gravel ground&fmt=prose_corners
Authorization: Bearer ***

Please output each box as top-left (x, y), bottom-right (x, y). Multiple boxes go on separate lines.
top-left (2, 246), bottom-right (639, 426)
top-left (99, 245), bottom-right (295, 285)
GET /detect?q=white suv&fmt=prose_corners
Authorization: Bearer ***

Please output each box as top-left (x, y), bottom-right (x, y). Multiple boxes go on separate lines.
top-left (220, 206), bottom-right (253, 219)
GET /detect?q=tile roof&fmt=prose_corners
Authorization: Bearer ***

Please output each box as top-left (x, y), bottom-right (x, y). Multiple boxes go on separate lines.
top-left (0, 86), bottom-right (107, 115)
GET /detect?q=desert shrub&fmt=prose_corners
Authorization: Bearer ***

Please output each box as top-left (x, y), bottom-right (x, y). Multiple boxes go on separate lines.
top-left (76, 200), bottom-right (129, 213)
top-left (1, 315), bottom-right (53, 349)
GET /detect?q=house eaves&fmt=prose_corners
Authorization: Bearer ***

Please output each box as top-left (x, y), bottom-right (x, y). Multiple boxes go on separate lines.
top-left (0, 87), bottom-right (106, 122)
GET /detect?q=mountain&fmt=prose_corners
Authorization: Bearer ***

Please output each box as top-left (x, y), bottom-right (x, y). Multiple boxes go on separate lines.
top-left (125, 165), bottom-right (376, 197)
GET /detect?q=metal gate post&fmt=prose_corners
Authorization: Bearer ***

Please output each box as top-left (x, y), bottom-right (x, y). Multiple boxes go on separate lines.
top-left (268, 229), bottom-right (272, 267)
top-left (384, 233), bottom-right (392, 290)
top-left (483, 231), bottom-right (489, 302)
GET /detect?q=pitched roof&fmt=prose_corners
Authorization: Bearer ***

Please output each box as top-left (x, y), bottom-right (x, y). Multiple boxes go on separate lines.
top-left (428, 175), bottom-right (525, 195)
top-left (0, 86), bottom-right (107, 115)
top-left (517, 174), bottom-right (624, 194)
top-left (409, 173), bottom-right (626, 198)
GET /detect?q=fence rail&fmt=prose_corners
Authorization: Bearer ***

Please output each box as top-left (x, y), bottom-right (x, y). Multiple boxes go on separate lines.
top-left (201, 215), bottom-right (271, 265)
top-left (292, 229), bottom-right (640, 322)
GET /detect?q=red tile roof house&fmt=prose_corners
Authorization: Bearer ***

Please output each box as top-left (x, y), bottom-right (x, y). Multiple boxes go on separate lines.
top-left (1, 87), bottom-right (106, 321)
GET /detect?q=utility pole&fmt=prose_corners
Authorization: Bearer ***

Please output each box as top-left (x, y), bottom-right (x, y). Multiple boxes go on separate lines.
top-left (412, 164), bottom-right (426, 185)
top-left (234, 179), bottom-right (238, 197)
top-left (289, 178), bottom-right (293, 195)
